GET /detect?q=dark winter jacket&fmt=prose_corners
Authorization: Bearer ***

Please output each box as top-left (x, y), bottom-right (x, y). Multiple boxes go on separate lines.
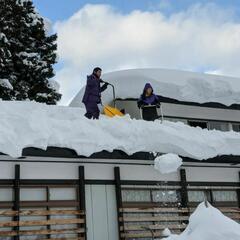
top-left (82, 74), bottom-right (108, 104)
top-left (137, 83), bottom-right (160, 108)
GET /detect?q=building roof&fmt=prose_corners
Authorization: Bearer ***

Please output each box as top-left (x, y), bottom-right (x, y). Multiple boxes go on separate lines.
top-left (70, 68), bottom-right (240, 107)
top-left (1, 101), bottom-right (240, 162)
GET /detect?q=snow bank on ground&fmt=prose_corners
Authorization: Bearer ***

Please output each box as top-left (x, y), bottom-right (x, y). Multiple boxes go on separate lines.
top-left (2, 101), bottom-right (240, 159)
top-left (163, 202), bottom-right (240, 240)
top-left (154, 154), bottom-right (182, 174)
top-left (70, 68), bottom-right (240, 107)
top-left (162, 228), bottom-right (172, 237)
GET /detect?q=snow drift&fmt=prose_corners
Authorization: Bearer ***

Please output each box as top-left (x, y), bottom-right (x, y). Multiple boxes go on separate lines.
top-left (2, 101), bottom-right (240, 159)
top-left (163, 202), bottom-right (240, 240)
top-left (70, 68), bottom-right (240, 107)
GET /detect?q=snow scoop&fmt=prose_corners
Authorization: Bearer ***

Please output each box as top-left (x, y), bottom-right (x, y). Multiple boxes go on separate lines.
top-left (104, 105), bottom-right (124, 117)
top-left (102, 82), bottom-right (124, 118)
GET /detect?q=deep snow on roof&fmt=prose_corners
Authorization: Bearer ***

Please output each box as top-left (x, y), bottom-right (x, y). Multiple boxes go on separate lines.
top-left (2, 101), bottom-right (240, 160)
top-left (70, 68), bottom-right (240, 107)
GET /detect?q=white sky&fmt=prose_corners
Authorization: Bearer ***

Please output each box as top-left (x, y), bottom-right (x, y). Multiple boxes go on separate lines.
top-left (54, 3), bottom-right (240, 105)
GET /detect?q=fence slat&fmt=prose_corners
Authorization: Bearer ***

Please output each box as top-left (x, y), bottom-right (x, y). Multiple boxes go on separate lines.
top-left (120, 207), bottom-right (189, 213)
top-left (121, 231), bottom-right (181, 238)
top-left (120, 224), bottom-right (186, 231)
top-left (119, 216), bottom-right (189, 222)
top-left (37, 238), bottom-right (85, 240)
top-left (0, 209), bottom-right (84, 217)
top-left (0, 228), bottom-right (85, 237)
top-left (0, 218), bottom-right (84, 228)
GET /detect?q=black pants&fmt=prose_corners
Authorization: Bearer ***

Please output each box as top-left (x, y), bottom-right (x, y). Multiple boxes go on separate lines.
top-left (84, 103), bottom-right (100, 119)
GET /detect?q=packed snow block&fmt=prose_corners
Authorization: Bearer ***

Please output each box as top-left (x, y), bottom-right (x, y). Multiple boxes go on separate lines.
top-left (154, 154), bottom-right (183, 174)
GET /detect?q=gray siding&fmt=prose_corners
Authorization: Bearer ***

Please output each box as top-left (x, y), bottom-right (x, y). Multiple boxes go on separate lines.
top-left (86, 185), bottom-right (118, 240)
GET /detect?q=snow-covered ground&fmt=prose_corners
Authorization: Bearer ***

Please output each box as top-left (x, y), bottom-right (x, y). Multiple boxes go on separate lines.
top-left (162, 202), bottom-right (240, 240)
top-left (1, 101), bottom-right (240, 159)
top-left (70, 68), bottom-right (240, 107)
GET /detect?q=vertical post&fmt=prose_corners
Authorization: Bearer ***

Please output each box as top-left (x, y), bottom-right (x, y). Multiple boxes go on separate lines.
top-left (114, 167), bottom-right (123, 240)
top-left (237, 171), bottom-right (240, 208)
top-left (13, 164), bottom-right (20, 240)
top-left (46, 186), bottom-right (51, 239)
top-left (180, 169), bottom-right (188, 208)
top-left (79, 166), bottom-right (87, 240)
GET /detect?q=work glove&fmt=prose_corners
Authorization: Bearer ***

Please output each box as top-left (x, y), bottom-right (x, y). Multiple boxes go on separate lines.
top-left (137, 103), bottom-right (142, 109)
top-left (103, 83), bottom-right (108, 88)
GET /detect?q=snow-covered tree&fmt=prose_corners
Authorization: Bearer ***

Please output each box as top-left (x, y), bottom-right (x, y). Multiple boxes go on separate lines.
top-left (0, 0), bottom-right (61, 104)
top-left (0, 31), bottom-right (14, 100)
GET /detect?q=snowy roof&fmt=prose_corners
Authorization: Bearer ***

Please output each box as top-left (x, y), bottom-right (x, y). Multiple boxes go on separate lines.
top-left (70, 68), bottom-right (240, 107)
top-left (2, 101), bottom-right (240, 160)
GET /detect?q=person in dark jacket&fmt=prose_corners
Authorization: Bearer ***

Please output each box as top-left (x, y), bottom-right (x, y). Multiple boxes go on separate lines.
top-left (137, 83), bottom-right (160, 108)
top-left (82, 67), bottom-right (108, 119)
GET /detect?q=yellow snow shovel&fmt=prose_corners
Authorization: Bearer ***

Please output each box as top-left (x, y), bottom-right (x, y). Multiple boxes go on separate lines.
top-left (104, 105), bottom-right (124, 117)
top-left (102, 82), bottom-right (124, 118)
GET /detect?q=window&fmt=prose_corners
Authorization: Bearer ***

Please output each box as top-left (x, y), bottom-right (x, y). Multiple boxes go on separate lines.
top-left (49, 187), bottom-right (77, 201)
top-left (188, 190), bottom-right (211, 203)
top-left (165, 118), bottom-right (188, 125)
top-left (122, 188), bottom-right (181, 204)
top-left (0, 188), bottom-right (13, 201)
top-left (232, 124), bottom-right (240, 132)
top-left (152, 190), bottom-right (179, 203)
top-left (20, 188), bottom-right (46, 201)
top-left (188, 121), bottom-right (208, 129)
top-left (122, 189), bottom-right (151, 202)
top-left (212, 190), bottom-right (238, 202)
top-left (208, 122), bottom-right (229, 131)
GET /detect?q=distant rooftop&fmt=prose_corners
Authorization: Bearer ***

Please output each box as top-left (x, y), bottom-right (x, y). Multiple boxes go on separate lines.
top-left (70, 68), bottom-right (240, 108)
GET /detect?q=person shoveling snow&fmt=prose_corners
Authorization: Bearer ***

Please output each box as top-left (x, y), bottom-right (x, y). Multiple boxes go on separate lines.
top-left (82, 67), bottom-right (124, 119)
top-left (137, 83), bottom-right (163, 121)
top-left (82, 67), bottom-right (109, 119)
top-left (137, 83), bottom-right (160, 108)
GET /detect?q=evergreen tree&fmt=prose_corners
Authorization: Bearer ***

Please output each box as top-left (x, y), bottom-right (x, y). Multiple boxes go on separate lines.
top-left (0, 0), bottom-right (61, 104)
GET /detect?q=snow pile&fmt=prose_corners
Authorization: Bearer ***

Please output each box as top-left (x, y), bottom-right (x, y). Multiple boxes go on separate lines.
top-left (2, 101), bottom-right (240, 158)
top-left (162, 228), bottom-right (172, 237)
top-left (70, 68), bottom-right (240, 107)
top-left (154, 154), bottom-right (183, 174)
top-left (163, 202), bottom-right (240, 240)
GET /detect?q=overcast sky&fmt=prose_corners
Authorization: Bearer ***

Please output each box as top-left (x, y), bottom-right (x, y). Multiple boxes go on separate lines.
top-left (32, 0), bottom-right (240, 105)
